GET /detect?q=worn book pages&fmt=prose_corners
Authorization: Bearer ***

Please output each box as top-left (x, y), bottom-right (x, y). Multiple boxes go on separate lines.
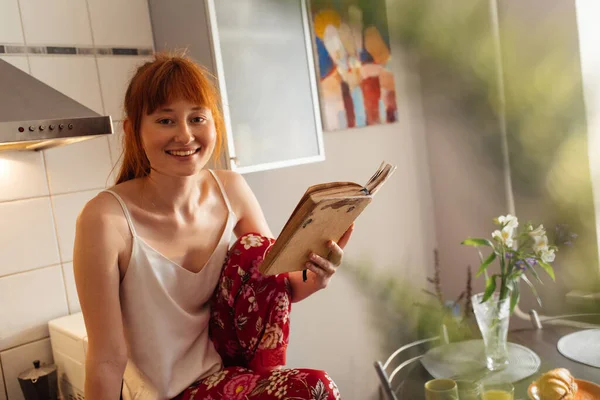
top-left (259, 161), bottom-right (397, 276)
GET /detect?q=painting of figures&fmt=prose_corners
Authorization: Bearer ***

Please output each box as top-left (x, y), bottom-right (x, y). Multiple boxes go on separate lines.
top-left (310, 0), bottom-right (398, 131)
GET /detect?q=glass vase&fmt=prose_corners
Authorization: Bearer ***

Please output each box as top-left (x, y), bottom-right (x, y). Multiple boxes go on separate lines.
top-left (472, 292), bottom-right (510, 371)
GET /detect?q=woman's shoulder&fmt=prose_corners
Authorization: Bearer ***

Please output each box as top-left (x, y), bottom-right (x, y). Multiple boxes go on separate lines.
top-left (209, 169), bottom-right (261, 219)
top-left (210, 168), bottom-right (243, 188)
top-left (210, 169), bottom-right (252, 199)
top-left (78, 180), bottom-right (139, 228)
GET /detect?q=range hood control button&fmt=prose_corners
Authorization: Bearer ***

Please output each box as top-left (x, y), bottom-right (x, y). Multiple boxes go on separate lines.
top-left (59, 124), bottom-right (64, 129)
top-left (49, 125), bottom-right (55, 130)
top-left (28, 126), bottom-right (35, 132)
top-left (39, 125), bottom-right (45, 131)
top-left (68, 124), bottom-right (73, 129)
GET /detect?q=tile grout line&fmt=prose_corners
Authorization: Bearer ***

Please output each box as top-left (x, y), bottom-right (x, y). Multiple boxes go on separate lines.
top-left (41, 151), bottom-right (72, 313)
top-left (14, 0), bottom-right (31, 75)
top-left (0, 186), bottom-right (106, 205)
top-left (58, 264), bottom-right (74, 316)
top-left (83, 0), bottom-right (107, 117)
top-left (106, 121), bottom-right (125, 187)
top-left (0, 263), bottom-right (63, 281)
top-left (0, 337), bottom-right (52, 356)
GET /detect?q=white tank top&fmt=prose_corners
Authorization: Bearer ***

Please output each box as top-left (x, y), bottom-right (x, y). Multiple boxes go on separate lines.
top-left (103, 170), bottom-right (234, 399)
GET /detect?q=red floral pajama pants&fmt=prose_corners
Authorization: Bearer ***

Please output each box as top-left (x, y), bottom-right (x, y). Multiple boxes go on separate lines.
top-left (177, 233), bottom-right (341, 400)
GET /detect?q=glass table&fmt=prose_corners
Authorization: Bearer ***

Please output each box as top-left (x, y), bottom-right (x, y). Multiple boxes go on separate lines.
top-left (398, 326), bottom-right (600, 399)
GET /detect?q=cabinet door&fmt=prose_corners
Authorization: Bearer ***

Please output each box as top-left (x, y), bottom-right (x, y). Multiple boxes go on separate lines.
top-left (206, 0), bottom-right (325, 173)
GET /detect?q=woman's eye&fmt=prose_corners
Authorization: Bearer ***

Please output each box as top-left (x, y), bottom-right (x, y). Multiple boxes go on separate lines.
top-left (157, 119), bottom-right (174, 125)
top-left (192, 116), bottom-right (206, 123)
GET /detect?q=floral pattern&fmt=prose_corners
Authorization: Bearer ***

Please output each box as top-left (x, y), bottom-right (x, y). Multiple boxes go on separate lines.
top-left (240, 233), bottom-right (265, 249)
top-left (177, 366), bottom-right (339, 400)
top-left (174, 233), bottom-right (341, 399)
top-left (222, 373), bottom-right (259, 399)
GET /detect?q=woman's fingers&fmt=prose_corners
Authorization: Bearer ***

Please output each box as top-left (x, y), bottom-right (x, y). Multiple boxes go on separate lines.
top-left (337, 223), bottom-right (355, 249)
top-left (306, 262), bottom-right (325, 278)
top-left (326, 241), bottom-right (344, 266)
top-left (307, 253), bottom-right (336, 275)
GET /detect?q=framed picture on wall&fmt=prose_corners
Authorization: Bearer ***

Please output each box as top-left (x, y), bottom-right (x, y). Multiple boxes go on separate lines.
top-left (308, 0), bottom-right (398, 131)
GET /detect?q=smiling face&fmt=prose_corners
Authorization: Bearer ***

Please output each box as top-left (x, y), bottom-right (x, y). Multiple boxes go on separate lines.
top-left (116, 54), bottom-right (225, 185)
top-left (139, 98), bottom-right (216, 177)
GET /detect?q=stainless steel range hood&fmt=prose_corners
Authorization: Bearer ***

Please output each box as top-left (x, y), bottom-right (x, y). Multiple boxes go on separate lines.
top-left (0, 59), bottom-right (113, 151)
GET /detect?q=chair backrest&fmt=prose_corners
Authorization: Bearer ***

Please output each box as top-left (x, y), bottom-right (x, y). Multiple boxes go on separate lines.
top-left (374, 360), bottom-right (398, 400)
top-left (374, 326), bottom-right (449, 400)
top-left (517, 306), bottom-right (600, 330)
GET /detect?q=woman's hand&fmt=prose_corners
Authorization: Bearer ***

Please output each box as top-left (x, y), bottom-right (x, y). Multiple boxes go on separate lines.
top-left (305, 223), bottom-right (355, 290)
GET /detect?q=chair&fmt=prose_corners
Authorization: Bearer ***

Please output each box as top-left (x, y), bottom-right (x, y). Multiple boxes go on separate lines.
top-left (374, 326), bottom-right (449, 400)
top-left (514, 305), bottom-right (600, 330)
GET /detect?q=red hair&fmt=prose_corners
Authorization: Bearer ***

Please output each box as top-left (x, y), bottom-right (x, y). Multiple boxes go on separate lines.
top-left (114, 52), bottom-right (225, 185)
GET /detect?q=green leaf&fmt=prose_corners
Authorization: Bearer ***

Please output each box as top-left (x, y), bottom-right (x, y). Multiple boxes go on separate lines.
top-left (510, 282), bottom-right (520, 314)
top-left (538, 261), bottom-right (555, 281)
top-left (477, 250), bottom-right (490, 281)
top-left (462, 238), bottom-right (494, 247)
top-left (476, 251), bottom-right (497, 277)
top-left (521, 274), bottom-right (542, 307)
top-left (528, 265), bottom-right (543, 284)
top-left (481, 275), bottom-right (498, 303)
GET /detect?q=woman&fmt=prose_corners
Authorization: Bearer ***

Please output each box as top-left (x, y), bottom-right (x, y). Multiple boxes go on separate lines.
top-left (73, 53), bottom-right (353, 400)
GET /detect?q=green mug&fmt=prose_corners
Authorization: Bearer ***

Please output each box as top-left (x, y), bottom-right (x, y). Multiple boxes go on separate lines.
top-left (424, 379), bottom-right (459, 400)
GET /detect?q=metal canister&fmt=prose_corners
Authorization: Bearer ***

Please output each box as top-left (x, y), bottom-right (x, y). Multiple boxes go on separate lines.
top-left (17, 360), bottom-right (58, 400)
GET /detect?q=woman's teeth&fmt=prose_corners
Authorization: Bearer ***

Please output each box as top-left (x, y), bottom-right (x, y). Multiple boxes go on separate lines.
top-left (167, 149), bottom-right (198, 157)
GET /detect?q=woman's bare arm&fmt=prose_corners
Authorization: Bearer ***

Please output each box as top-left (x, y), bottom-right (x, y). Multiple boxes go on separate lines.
top-left (73, 194), bottom-right (129, 399)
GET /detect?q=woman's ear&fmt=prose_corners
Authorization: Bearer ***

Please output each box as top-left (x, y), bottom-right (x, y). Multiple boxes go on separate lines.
top-left (123, 119), bottom-right (132, 135)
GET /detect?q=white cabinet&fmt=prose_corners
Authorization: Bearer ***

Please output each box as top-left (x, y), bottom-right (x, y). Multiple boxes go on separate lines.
top-left (148, 0), bottom-right (324, 173)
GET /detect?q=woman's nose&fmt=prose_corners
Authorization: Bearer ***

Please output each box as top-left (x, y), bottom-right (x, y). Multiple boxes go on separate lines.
top-left (175, 123), bottom-right (194, 144)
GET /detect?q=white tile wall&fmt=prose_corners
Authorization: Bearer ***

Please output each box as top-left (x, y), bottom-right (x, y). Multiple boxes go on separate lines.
top-left (0, 266), bottom-right (68, 351)
top-left (97, 56), bottom-right (152, 120)
top-left (61, 262), bottom-right (80, 314)
top-left (0, 198), bottom-right (60, 277)
top-left (0, 0), bottom-right (24, 44)
top-left (0, 151), bottom-right (48, 202)
top-left (107, 123), bottom-right (124, 167)
top-left (29, 56), bottom-right (104, 115)
top-left (87, 0), bottom-right (154, 48)
top-left (52, 190), bottom-right (101, 263)
top-left (0, 339), bottom-right (54, 400)
top-left (44, 137), bottom-right (112, 195)
top-left (18, 0), bottom-right (93, 46)
top-left (0, 56), bottom-right (29, 73)
top-left (107, 123), bottom-right (124, 185)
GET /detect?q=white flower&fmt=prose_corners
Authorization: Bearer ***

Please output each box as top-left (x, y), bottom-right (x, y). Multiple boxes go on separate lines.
top-left (498, 214), bottom-right (519, 230)
top-left (492, 215), bottom-right (519, 247)
top-left (541, 248), bottom-right (556, 263)
top-left (533, 234), bottom-right (549, 254)
top-left (492, 229), bottom-right (514, 247)
top-left (529, 224), bottom-right (546, 238)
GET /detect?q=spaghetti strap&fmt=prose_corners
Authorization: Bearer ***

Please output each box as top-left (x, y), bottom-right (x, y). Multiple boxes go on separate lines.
top-left (103, 190), bottom-right (137, 237)
top-left (207, 169), bottom-right (233, 214)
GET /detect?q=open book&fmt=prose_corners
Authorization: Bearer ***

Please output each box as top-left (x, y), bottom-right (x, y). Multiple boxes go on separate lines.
top-left (259, 161), bottom-right (397, 276)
